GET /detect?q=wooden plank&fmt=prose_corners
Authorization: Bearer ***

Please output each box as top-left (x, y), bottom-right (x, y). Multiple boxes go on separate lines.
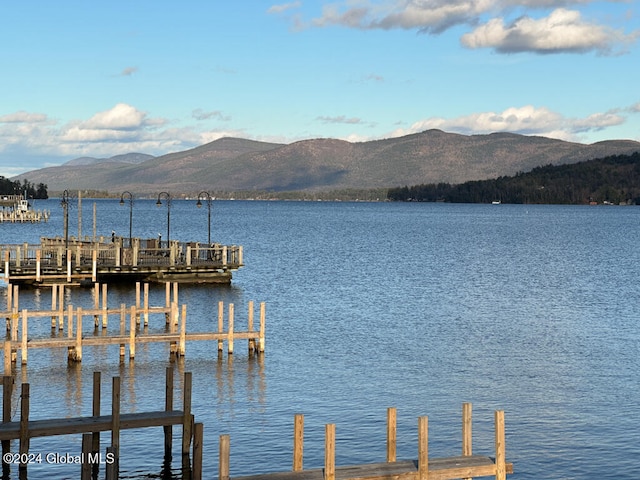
top-left (0, 410), bottom-right (186, 441)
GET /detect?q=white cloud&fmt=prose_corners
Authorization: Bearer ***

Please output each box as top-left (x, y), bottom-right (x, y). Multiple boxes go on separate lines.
top-left (299, 1), bottom-right (638, 54)
top-left (390, 104), bottom-right (626, 141)
top-left (192, 109), bottom-right (232, 122)
top-left (316, 115), bottom-right (366, 124)
top-left (268, 1), bottom-right (302, 14)
top-left (120, 66), bottom-right (138, 76)
top-left (461, 8), bottom-right (639, 54)
top-left (0, 111), bottom-right (50, 124)
top-left (80, 103), bottom-right (150, 130)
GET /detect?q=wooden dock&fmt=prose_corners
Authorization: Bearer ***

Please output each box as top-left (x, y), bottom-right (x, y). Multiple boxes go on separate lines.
top-left (2, 282), bottom-right (265, 370)
top-left (222, 404), bottom-right (512, 480)
top-left (0, 195), bottom-right (49, 223)
top-left (1, 236), bottom-right (243, 285)
top-left (0, 368), bottom-right (203, 480)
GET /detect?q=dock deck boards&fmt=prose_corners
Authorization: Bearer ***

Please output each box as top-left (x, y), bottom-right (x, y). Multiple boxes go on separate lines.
top-left (233, 457), bottom-right (514, 480)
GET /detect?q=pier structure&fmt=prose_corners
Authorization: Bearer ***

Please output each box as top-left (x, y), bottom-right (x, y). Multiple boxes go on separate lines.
top-left (223, 403), bottom-right (512, 480)
top-left (1, 235), bottom-right (243, 285)
top-left (0, 195), bottom-right (49, 223)
top-left (0, 368), bottom-right (203, 480)
top-left (1, 282), bottom-right (265, 369)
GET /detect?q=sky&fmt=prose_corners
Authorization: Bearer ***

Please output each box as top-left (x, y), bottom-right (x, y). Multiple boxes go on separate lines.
top-left (1, 0), bottom-right (639, 178)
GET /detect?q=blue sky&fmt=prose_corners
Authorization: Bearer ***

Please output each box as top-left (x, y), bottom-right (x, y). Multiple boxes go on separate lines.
top-left (1, 0), bottom-right (639, 178)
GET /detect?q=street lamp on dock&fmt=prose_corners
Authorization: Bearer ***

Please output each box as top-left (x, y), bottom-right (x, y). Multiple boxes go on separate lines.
top-left (119, 191), bottom-right (134, 247)
top-left (196, 191), bottom-right (214, 246)
top-left (156, 192), bottom-right (172, 248)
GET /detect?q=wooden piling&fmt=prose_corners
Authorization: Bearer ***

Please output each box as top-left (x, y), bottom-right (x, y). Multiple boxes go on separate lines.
top-left (179, 304), bottom-right (187, 356)
top-left (164, 367), bottom-right (174, 460)
top-left (51, 285), bottom-right (57, 328)
top-left (182, 371), bottom-right (193, 456)
top-left (217, 301), bottom-right (224, 352)
top-left (228, 303), bottom-right (234, 354)
top-left (111, 376), bottom-right (121, 477)
top-left (144, 283), bottom-right (149, 326)
top-left (93, 283), bottom-right (100, 327)
top-left (102, 283), bottom-right (108, 328)
top-left (259, 302), bottom-right (266, 353)
top-left (463, 402), bottom-right (472, 480)
top-left (248, 300), bottom-right (255, 353)
top-left (418, 416), bottom-right (428, 480)
top-left (2, 375), bottom-right (12, 458)
top-left (495, 410), bottom-right (506, 480)
top-left (92, 372), bottom-right (101, 461)
top-left (119, 304), bottom-right (126, 359)
top-left (19, 383), bottom-right (29, 470)
top-left (193, 422), bottom-right (203, 480)
top-left (324, 424), bottom-right (335, 480)
top-left (81, 433), bottom-right (92, 480)
top-left (135, 282), bottom-right (141, 325)
top-left (3, 341), bottom-right (10, 375)
top-left (129, 306), bottom-right (136, 359)
top-left (387, 407), bottom-right (397, 462)
top-left (293, 414), bottom-right (304, 471)
top-left (219, 434), bottom-right (230, 480)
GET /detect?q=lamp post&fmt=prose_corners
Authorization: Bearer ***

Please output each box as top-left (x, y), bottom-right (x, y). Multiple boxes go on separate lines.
top-left (196, 191), bottom-right (214, 246)
top-left (61, 190), bottom-right (70, 250)
top-left (156, 192), bottom-right (172, 248)
top-left (119, 191), bottom-right (134, 247)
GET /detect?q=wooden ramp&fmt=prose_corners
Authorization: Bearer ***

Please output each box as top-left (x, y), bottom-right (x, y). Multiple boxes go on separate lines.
top-left (223, 405), bottom-right (512, 480)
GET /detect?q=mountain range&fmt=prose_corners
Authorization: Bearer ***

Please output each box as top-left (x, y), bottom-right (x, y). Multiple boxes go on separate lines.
top-left (12, 130), bottom-right (640, 195)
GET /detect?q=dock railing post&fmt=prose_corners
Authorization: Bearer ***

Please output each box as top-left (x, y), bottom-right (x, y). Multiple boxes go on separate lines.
top-left (418, 416), bottom-right (429, 480)
top-left (227, 303), bottom-right (234, 354)
top-left (164, 367), bottom-right (174, 461)
top-left (18, 382), bottom-right (29, 473)
top-left (293, 414), bottom-right (304, 471)
top-left (387, 407), bottom-right (397, 462)
top-left (259, 302), bottom-right (266, 353)
top-left (35, 250), bottom-right (41, 282)
top-left (462, 402), bottom-right (472, 480)
top-left (217, 301), bottom-right (224, 353)
top-left (495, 410), bottom-right (506, 480)
top-left (219, 434), bottom-right (230, 480)
top-left (182, 372), bottom-right (193, 456)
top-left (324, 424), bottom-right (335, 480)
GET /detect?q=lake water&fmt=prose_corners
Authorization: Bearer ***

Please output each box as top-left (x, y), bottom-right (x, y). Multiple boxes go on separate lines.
top-left (1, 199), bottom-right (639, 479)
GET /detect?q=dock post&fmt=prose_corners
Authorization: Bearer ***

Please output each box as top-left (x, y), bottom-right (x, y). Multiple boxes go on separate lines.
top-left (495, 410), bottom-right (506, 480)
top-left (73, 307), bottom-right (83, 362)
top-left (20, 310), bottom-right (27, 365)
top-left (5, 281), bottom-right (11, 330)
top-left (227, 303), bottom-right (234, 354)
top-left (50, 285), bottom-right (57, 328)
top-left (182, 372), bottom-right (193, 456)
top-left (92, 372), bottom-right (101, 473)
top-left (129, 306), bottom-right (136, 359)
top-left (119, 304), bottom-right (126, 359)
top-left (259, 302), bottom-right (266, 353)
top-left (135, 282), bottom-right (141, 325)
top-left (219, 434), bottom-right (230, 480)
top-left (18, 383), bottom-right (29, 474)
top-left (2, 375), bottom-right (12, 464)
top-left (59, 286), bottom-right (66, 329)
top-left (35, 250), bottom-right (41, 283)
top-left (387, 407), bottom-right (397, 462)
top-left (81, 433), bottom-right (92, 480)
top-left (462, 403), bottom-right (472, 480)
top-left (92, 249), bottom-right (97, 283)
top-left (165, 283), bottom-right (171, 323)
top-left (217, 301), bottom-right (224, 353)
top-left (102, 283), bottom-right (108, 328)
top-left (109, 376), bottom-right (121, 479)
top-left (164, 367), bottom-right (174, 461)
top-left (3, 251), bottom-right (8, 282)
top-left (324, 424), bottom-right (335, 480)
top-left (144, 283), bottom-right (149, 326)
top-left (3, 341), bottom-right (11, 375)
top-left (418, 416), bottom-right (429, 480)
top-left (248, 301), bottom-right (255, 353)
top-left (179, 304), bottom-right (187, 356)
top-left (67, 249), bottom-right (71, 283)
top-left (93, 283), bottom-right (99, 327)
top-left (293, 414), bottom-right (304, 471)
top-left (193, 422), bottom-right (203, 480)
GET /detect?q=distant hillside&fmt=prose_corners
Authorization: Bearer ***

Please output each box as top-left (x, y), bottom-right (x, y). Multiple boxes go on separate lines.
top-left (64, 153), bottom-right (154, 166)
top-left (12, 130), bottom-right (640, 194)
top-left (388, 152), bottom-right (640, 204)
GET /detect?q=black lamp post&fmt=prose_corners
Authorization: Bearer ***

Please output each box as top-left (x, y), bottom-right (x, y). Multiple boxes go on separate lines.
top-left (156, 192), bottom-right (172, 248)
top-left (61, 189), bottom-right (70, 249)
top-left (196, 191), bottom-right (214, 246)
top-left (119, 191), bottom-right (134, 247)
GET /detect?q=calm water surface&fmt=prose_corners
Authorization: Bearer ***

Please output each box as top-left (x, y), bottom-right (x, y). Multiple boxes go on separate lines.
top-left (1, 199), bottom-right (639, 479)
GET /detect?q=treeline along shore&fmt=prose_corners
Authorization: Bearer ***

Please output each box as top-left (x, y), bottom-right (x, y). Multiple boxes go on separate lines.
top-left (387, 152), bottom-right (640, 205)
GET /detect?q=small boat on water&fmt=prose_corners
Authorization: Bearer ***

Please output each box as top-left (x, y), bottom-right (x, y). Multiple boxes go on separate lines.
top-left (491, 200), bottom-right (501, 205)
top-left (0, 194), bottom-right (49, 223)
